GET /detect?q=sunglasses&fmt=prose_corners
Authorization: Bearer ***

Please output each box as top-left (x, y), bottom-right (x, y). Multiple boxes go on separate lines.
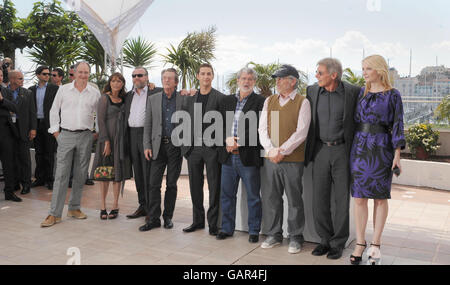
top-left (52, 74), bottom-right (59, 77)
top-left (41, 73), bottom-right (50, 76)
top-left (69, 73), bottom-right (74, 76)
top-left (132, 74), bottom-right (146, 78)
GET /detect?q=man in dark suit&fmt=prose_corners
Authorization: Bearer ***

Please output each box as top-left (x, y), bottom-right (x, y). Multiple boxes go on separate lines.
top-left (0, 70), bottom-right (22, 202)
top-left (216, 67), bottom-right (265, 243)
top-left (305, 58), bottom-right (360, 259)
top-left (29, 66), bottom-right (59, 190)
top-left (124, 67), bottom-right (163, 219)
top-left (140, 68), bottom-right (184, 231)
top-left (181, 63), bottom-right (225, 236)
top-left (7, 70), bottom-right (37, 195)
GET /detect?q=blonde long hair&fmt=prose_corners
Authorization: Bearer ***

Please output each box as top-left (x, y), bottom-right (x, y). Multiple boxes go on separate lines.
top-left (363, 54), bottom-right (392, 96)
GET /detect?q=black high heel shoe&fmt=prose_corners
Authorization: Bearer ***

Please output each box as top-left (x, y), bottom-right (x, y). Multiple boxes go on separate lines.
top-left (100, 209), bottom-right (108, 220)
top-left (367, 243), bottom-right (381, 265)
top-left (108, 209), bottom-right (119, 219)
top-left (350, 242), bottom-right (367, 265)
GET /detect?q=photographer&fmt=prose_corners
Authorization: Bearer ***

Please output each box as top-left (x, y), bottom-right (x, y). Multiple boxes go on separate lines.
top-left (1, 58), bottom-right (13, 87)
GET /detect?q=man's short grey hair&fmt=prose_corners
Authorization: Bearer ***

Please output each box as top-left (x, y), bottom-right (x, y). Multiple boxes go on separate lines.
top-left (288, 75), bottom-right (299, 89)
top-left (317, 57), bottom-right (342, 82)
top-left (237, 67), bottom-right (258, 81)
top-left (74, 61), bottom-right (91, 73)
top-left (134, 66), bottom-right (148, 76)
top-left (8, 70), bottom-right (21, 79)
top-left (161, 68), bottom-right (179, 84)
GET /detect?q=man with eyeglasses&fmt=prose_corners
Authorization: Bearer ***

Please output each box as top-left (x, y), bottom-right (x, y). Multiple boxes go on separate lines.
top-left (29, 66), bottom-right (59, 191)
top-left (305, 58), bottom-right (360, 260)
top-left (125, 67), bottom-right (163, 219)
top-left (51, 68), bottom-right (64, 86)
top-left (68, 65), bottom-right (75, 83)
top-left (7, 70), bottom-right (36, 195)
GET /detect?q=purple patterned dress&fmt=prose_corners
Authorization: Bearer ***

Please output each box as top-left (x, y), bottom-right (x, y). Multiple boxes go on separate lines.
top-left (350, 88), bottom-right (405, 199)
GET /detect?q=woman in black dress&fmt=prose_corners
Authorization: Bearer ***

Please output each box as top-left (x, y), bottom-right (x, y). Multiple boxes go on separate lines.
top-left (92, 73), bottom-right (132, 219)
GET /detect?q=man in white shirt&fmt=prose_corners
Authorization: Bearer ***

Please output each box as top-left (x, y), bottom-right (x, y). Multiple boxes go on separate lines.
top-left (41, 61), bottom-right (101, 227)
top-left (258, 64), bottom-right (311, 254)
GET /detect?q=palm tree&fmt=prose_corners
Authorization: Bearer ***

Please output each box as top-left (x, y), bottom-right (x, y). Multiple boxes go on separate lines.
top-left (27, 40), bottom-right (81, 71)
top-left (162, 26), bottom-right (217, 89)
top-left (80, 35), bottom-right (106, 85)
top-left (226, 62), bottom-right (308, 97)
top-left (343, 68), bottom-right (365, 87)
top-left (122, 36), bottom-right (157, 69)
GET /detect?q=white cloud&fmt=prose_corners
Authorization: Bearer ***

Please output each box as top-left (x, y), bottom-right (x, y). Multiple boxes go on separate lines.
top-left (431, 41), bottom-right (450, 50)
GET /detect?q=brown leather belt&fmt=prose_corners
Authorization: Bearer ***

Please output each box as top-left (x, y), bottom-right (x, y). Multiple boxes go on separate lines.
top-left (231, 149), bottom-right (239, 155)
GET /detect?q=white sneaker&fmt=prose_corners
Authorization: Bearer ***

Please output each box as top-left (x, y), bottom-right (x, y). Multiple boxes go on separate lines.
top-left (288, 240), bottom-right (302, 254)
top-left (261, 236), bottom-right (282, 249)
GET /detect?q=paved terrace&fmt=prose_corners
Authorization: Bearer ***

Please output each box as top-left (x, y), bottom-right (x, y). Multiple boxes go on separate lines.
top-left (0, 177), bottom-right (449, 265)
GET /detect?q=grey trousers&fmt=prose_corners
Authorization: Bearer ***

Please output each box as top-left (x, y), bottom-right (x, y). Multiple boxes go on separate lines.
top-left (312, 143), bottom-right (350, 249)
top-left (261, 159), bottom-right (305, 241)
top-left (49, 130), bottom-right (93, 217)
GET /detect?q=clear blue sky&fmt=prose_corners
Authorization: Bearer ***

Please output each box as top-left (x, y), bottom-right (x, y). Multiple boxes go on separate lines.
top-left (11, 0), bottom-right (450, 88)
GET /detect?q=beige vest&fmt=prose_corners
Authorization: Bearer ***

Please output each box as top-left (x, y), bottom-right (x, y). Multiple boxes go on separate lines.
top-left (267, 93), bottom-right (305, 162)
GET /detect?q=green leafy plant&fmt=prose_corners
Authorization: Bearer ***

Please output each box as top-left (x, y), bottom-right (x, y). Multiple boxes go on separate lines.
top-left (343, 68), bottom-right (365, 87)
top-left (122, 36), bottom-right (157, 69)
top-left (405, 123), bottom-right (440, 156)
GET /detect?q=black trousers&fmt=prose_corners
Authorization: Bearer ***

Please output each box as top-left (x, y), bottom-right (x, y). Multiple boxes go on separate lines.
top-left (186, 146), bottom-right (221, 229)
top-left (34, 119), bottom-right (55, 183)
top-left (13, 132), bottom-right (32, 188)
top-left (0, 120), bottom-right (15, 193)
top-left (312, 143), bottom-right (350, 249)
top-left (129, 127), bottom-right (150, 208)
top-left (146, 142), bottom-right (182, 223)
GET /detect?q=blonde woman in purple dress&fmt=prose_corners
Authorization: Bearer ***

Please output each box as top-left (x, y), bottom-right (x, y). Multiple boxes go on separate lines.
top-left (349, 55), bottom-right (405, 265)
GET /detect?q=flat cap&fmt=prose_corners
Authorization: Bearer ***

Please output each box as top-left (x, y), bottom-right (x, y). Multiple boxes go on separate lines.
top-left (271, 64), bottom-right (299, 79)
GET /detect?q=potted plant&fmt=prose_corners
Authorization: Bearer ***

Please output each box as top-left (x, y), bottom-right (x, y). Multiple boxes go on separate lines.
top-left (405, 123), bottom-right (440, 159)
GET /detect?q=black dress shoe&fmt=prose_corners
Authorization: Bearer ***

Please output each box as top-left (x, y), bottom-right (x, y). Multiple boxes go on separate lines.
top-left (216, 232), bottom-right (232, 240)
top-left (126, 207), bottom-right (147, 219)
top-left (327, 247), bottom-right (343, 260)
top-left (183, 223), bottom-right (205, 233)
top-left (85, 179), bottom-right (94, 185)
top-left (163, 218), bottom-right (173, 229)
top-left (209, 227), bottom-right (218, 236)
top-left (312, 244), bottom-right (330, 256)
top-left (139, 221), bottom-right (161, 232)
top-left (46, 182), bottom-right (53, 190)
top-left (31, 180), bottom-right (45, 188)
top-left (5, 192), bottom-right (22, 202)
top-left (249, 234), bottom-right (259, 243)
top-left (20, 186), bottom-right (31, 195)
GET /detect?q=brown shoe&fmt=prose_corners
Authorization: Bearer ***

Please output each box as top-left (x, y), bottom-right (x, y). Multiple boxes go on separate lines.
top-left (40, 215), bottom-right (61, 227)
top-left (67, 209), bottom-right (87, 219)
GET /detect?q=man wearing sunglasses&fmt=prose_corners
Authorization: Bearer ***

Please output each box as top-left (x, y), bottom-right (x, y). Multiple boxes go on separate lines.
top-left (7, 70), bottom-right (36, 196)
top-left (125, 67), bottom-right (163, 219)
top-left (29, 66), bottom-right (59, 191)
top-left (51, 68), bottom-right (64, 86)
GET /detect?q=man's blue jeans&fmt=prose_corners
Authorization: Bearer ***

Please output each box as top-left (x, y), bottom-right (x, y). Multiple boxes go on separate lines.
top-left (220, 154), bottom-right (262, 235)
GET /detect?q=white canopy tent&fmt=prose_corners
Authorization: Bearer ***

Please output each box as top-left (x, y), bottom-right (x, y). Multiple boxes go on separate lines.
top-left (65, 0), bottom-right (154, 72)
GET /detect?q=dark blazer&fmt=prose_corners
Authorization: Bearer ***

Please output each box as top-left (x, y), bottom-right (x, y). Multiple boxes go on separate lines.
top-left (123, 87), bottom-right (163, 154)
top-left (5, 87), bottom-right (36, 141)
top-left (0, 86), bottom-right (18, 137)
top-left (304, 81), bottom-right (361, 166)
top-left (29, 83), bottom-right (59, 130)
top-left (180, 87), bottom-right (225, 157)
top-left (143, 91), bottom-right (183, 160)
top-left (217, 92), bottom-right (265, 167)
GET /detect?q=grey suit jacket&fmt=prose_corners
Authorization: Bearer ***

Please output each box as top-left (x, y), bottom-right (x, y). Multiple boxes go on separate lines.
top-left (143, 91), bottom-right (183, 160)
top-left (180, 87), bottom-right (225, 157)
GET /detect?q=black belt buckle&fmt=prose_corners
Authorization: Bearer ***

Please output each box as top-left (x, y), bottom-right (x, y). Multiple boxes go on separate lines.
top-left (162, 136), bottom-right (170, 144)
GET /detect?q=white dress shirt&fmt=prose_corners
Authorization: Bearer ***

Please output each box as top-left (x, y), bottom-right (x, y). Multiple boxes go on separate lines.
top-left (48, 82), bottom-right (101, 134)
top-left (258, 90), bottom-right (311, 156)
top-left (128, 86), bottom-right (148, 127)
